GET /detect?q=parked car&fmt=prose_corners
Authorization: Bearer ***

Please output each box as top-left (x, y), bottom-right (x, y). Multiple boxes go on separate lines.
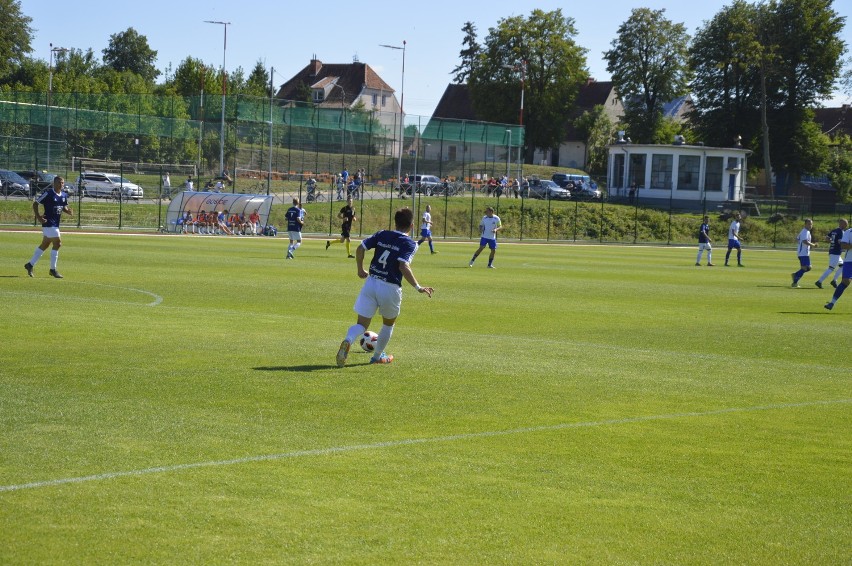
top-left (400, 174), bottom-right (441, 196)
top-left (72, 172), bottom-right (144, 199)
top-left (15, 170), bottom-right (59, 195)
top-left (571, 182), bottom-right (602, 200)
top-left (551, 172), bottom-right (591, 189)
top-left (0, 169), bottom-right (32, 197)
top-left (523, 179), bottom-right (571, 200)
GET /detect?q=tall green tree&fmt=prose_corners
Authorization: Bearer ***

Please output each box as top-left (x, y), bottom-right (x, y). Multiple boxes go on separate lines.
top-left (689, 0), bottom-right (846, 192)
top-left (689, 1), bottom-right (762, 148)
top-left (451, 21), bottom-right (479, 84)
top-left (244, 61), bottom-right (271, 97)
top-left (467, 9), bottom-right (587, 163)
top-left (102, 27), bottom-right (160, 83)
top-left (604, 8), bottom-right (691, 143)
top-left (0, 0), bottom-right (33, 81)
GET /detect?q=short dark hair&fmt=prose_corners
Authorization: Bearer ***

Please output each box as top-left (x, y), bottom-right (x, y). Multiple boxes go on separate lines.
top-left (394, 207), bottom-right (414, 230)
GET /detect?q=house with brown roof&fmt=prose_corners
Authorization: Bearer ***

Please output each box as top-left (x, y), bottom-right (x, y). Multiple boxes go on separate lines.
top-left (275, 58), bottom-right (403, 156)
top-left (428, 80), bottom-right (626, 170)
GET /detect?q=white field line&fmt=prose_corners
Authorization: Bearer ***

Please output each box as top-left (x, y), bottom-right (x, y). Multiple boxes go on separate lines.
top-left (0, 281), bottom-right (162, 307)
top-left (1, 399), bottom-right (848, 493)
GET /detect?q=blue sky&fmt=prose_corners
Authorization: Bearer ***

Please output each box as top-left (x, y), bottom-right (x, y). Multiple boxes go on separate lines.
top-left (21, 0), bottom-right (851, 117)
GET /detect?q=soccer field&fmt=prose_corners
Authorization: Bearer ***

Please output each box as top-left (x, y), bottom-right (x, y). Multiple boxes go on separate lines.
top-left (1, 230), bottom-right (849, 564)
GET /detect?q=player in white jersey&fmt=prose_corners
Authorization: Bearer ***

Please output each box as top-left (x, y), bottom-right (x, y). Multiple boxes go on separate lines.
top-left (824, 227), bottom-right (852, 310)
top-left (469, 207), bottom-right (503, 268)
top-left (724, 212), bottom-right (744, 267)
top-left (416, 204), bottom-right (437, 254)
top-left (791, 218), bottom-right (817, 287)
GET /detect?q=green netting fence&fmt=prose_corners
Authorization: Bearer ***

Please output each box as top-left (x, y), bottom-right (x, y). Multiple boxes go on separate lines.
top-left (0, 91), bottom-right (524, 187)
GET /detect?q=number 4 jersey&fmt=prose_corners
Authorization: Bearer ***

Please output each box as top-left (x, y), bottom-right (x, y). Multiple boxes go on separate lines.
top-left (362, 230), bottom-right (418, 287)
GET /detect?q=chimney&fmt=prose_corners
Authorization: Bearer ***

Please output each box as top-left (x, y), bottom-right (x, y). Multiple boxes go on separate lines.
top-left (310, 58), bottom-right (322, 76)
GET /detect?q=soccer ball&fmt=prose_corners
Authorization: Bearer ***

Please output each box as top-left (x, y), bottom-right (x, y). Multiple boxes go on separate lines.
top-left (360, 331), bottom-right (378, 352)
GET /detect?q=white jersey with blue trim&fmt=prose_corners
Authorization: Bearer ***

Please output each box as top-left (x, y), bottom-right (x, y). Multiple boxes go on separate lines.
top-left (362, 229), bottom-right (418, 287)
top-left (841, 229), bottom-right (852, 262)
top-left (796, 228), bottom-right (813, 256)
top-left (480, 215), bottom-right (502, 239)
top-left (728, 220), bottom-right (740, 241)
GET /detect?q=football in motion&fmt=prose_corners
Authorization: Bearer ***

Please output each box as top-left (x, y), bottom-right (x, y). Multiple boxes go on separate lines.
top-left (360, 331), bottom-right (379, 352)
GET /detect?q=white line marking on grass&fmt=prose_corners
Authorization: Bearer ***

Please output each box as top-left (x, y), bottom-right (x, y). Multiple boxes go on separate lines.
top-left (1, 282), bottom-right (162, 307)
top-left (1, 398), bottom-right (848, 493)
top-left (71, 282), bottom-right (163, 306)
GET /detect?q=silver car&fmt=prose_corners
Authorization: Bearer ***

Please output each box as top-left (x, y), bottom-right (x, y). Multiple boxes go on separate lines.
top-left (73, 172), bottom-right (144, 199)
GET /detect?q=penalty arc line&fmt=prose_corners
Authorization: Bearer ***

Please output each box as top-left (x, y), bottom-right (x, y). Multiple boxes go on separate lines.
top-left (1, 398), bottom-right (848, 493)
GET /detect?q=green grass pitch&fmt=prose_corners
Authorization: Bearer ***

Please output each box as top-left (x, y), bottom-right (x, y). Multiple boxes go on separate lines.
top-left (1, 230), bottom-right (849, 564)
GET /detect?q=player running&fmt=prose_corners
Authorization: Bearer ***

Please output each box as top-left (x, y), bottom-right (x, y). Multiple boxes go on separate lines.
top-left (815, 218), bottom-right (847, 289)
top-left (336, 208), bottom-right (434, 366)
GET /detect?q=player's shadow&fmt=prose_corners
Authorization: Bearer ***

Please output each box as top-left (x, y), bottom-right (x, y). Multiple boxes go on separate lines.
top-left (254, 365), bottom-right (339, 372)
top-left (780, 311), bottom-right (849, 316)
top-left (254, 362), bottom-right (374, 372)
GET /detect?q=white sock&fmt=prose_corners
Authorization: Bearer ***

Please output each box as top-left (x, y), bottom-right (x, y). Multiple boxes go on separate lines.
top-left (373, 324), bottom-right (394, 357)
top-left (29, 247), bottom-right (45, 266)
top-left (50, 249), bottom-right (59, 270)
top-left (818, 267), bottom-right (833, 283)
top-left (345, 323), bottom-right (366, 345)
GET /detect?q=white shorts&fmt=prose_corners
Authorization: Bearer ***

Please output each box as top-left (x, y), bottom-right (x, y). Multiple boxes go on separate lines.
top-left (698, 242), bottom-right (712, 251)
top-left (827, 254), bottom-right (844, 269)
top-left (42, 227), bottom-right (61, 239)
top-left (287, 230), bottom-right (302, 241)
top-left (354, 276), bottom-right (403, 320)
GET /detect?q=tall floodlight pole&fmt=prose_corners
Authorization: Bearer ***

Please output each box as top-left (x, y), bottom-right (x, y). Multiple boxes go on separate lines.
top-left (506, 130), bottom-right (511, 180)
top-left (503, 60), bottom-right (526, 178)
top-left (268, 66), bottom-right (274, 195)
top-left (205, 20), bottom-right (230, 177)
top-left (380, 41), bottom-right (407, 208)
top-left (47, 44), bottom-right (69, 171)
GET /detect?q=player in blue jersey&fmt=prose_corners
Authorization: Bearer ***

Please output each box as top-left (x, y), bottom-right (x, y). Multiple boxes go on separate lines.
top-left (724, 212), bottom-right (744, 267)
top-left (791, 218), bottom-right (817, 287)
top-left (469, 207), bottom-right (502, 268)
top-left (285, 198), bottom-right (305, 259)
top-left (815, 218), bottom-right (847, 289)
top-left (25, 176), bottom-right (72, 278)
top-left (695, 215), bottom-right (714, 266)
top-left (824, 226), bottom-right (852, 310)
top-left (336, 207), bottom-right (434, 366)
top-left (416, 204), bottom-right (437, 254)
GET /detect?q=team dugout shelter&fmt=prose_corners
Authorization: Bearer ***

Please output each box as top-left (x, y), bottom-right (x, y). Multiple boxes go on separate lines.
top-left (163, 191), bottom-right (274, 233)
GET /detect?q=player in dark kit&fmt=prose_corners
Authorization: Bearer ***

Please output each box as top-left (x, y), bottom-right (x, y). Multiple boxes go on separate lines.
top-left (815, 218), bottom-right (847, 289)
top-left (336, 208), bottom-right (434, 366)
top-left (25, 176), bottom-right (73, 278)
top-left (326, 197), bottom-right (357, 258)
top-left (284, 198), bottom-right (305, 259)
